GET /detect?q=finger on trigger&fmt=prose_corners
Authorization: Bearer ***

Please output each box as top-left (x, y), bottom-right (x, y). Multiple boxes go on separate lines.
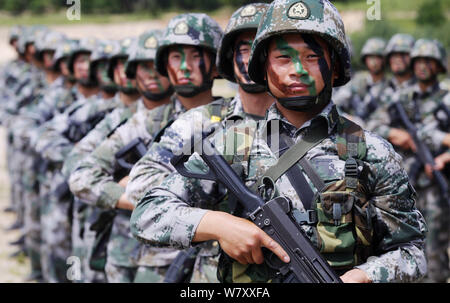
top-left (261, 234), bottom-right (290, 263)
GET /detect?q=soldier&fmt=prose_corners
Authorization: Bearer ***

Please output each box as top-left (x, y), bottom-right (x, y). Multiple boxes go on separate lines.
top-left (333, 37), bottom-right (387, 122)
top-left (69, 29), bottom-right (181, 283)
top-left (404, 39), bottom-right (449, 283)
top-left (2, 26), bottom-right (48, 237)
top-left (10, 30), bottom-right (69, 282)
top-left (1, 25), bottom-right (24, 215)
top-left (130, 0), bottom-right (427, 283)
top-left (384, 33), bottom-right (417, 95)
top-left (32, 37), bottom-right (104, 282)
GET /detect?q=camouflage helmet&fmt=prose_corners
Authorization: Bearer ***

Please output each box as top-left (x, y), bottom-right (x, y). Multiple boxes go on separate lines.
top-left (9, 25), bottom-right (23, 44)
top-left (125, 29), bottom-right (164, 79)
top-left (67, 37), bottom-right (98, 74)
top-left (52, 39), bottom-right (79, 71)
top-left (89, 39), bottom-right (117, 79)
top-left (17, 25), bottom-right (50, 55)
top-left (384, 33), bottom-right (415, 57)
top-left (410, 38), bottom-right (447, 73)
top-left (107, 37), bottom-right (135, 80)
top-left (155, 13), bottom-right (224, 77)
top-left (217, 3), bottom-right (269, 83)
top-left (34, 31), bottom-right (68, 62)
top-left (360, 37), bottom-right (386, 63)
top-left (248, 0), bottom-right (352, 87)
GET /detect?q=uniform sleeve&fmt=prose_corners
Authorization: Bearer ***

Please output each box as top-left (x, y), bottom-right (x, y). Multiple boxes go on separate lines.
top-left (62, 113), bottom-right (113, 178)
top-left (130, 124), bottom-right (228, 248)
top-left (354, 132), bottom-right (427, 283)
top-left (126, 108), bottom-right (211, 206)
top-left (68, 127), bottom-right (128, 209)
top-left (130, 154), bottom-right (221, 249)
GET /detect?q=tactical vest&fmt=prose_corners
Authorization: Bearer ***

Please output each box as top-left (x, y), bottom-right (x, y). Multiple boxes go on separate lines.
top-left (217, 108), bottom-right (373, 283)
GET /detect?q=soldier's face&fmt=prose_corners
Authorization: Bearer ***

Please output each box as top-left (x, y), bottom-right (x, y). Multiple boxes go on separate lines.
top-left (73, 53), bottom-right (91, 81)
top-left (233, 30), bottom-right (257, 84)
top-left (414, 57), bottom-right (439, 82)
top-left (365, 55), bottom-right (384, 75)
top-left (59, 59), bottom-right (70, 77)
top-left (25, 43), bottom-right (36, 62)
top-left (95, 60), bottom-right (113, 86)
top-left (136, 61), bottom-right (171, 94)
top-left (167, 45), bottom-right (216, 87)
top-left (389, 52), bottom-right (410, 75)
top-left (113, 58), bottom-right (136, 89)
top-left (265, 34), bottom-right (334, 99)
top-left (42, 51), bottom-right (55, 70)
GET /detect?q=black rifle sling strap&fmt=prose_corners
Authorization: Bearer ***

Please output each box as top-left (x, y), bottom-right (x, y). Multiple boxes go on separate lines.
top-left (261, 119), bottom-right (329, 215)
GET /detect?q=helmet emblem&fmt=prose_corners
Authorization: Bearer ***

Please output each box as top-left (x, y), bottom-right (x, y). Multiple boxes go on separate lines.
top-left (287, 1), bottom-right (310, 20)
top-left (104, 44), bottom-right (113, 53)
top-left (144, 36), bottom-right (158, 49)
top-left (241, 5), bottom-right (257, 17)
top-left (174, 22), bottom-right (189, 35)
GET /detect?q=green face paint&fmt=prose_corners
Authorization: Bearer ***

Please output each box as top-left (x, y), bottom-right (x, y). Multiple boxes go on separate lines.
top-left (96, 61), bottom-right (114, 85)
top-left (138, 62), bottom-right (164, 93)
top-left (274, 36), bottom-right (317, 96)
top-left (177, 45), bottom-right (192, 85)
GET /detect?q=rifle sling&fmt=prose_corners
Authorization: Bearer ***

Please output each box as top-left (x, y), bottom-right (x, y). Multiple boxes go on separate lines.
top-left (262, 121), bottom-right (329, 210)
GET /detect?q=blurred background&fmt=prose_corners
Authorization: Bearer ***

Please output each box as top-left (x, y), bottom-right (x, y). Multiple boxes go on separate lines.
top-left (0, 0), bottom-right (448, 282)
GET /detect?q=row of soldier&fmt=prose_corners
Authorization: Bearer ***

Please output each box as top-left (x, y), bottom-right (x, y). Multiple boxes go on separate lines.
top-left (0, 0), bottom-right (448, 283)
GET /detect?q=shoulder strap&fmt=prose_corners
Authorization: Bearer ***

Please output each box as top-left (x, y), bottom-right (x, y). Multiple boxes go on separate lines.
top-left (335, 116), bottom-right (367, 190)
top-left (106, 116), bottom-right (130, 138)
top-left (258, 121), bottom-right (329, 191)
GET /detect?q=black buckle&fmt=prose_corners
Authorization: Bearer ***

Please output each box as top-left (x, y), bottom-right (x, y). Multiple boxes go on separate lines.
top-left (345, 157), bottom-right (359, 189)
top-left (292, 209), bottom-right (317, 225)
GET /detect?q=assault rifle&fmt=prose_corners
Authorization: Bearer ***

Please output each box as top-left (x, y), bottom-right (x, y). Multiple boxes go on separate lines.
top-left (170, 132), bottom-right (342, 283)
top-left (163, 246), bottom-right (201, 283)
top-left (389, 101), bottom-right (449, 204)
top-left (112, 137), bottom-right (148, 182)
top-left (64, 110), bottom-right (108, 143)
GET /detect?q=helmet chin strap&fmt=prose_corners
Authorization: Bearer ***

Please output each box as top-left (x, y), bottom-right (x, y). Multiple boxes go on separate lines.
top-left (140, 85), bottom-right (174, 102)
top-left (266, 35), bottom-right (334, 112)
top-left (238, 81), bottom-right (267, 94)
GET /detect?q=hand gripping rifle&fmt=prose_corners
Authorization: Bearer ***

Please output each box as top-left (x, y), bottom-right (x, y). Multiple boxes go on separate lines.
top-left (170, 131), bottom-right (342, 283)
top-left (390, 101), bottom-right (449, 205)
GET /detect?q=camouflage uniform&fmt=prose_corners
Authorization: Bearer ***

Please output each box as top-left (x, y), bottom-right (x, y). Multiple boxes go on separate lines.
top-left (58, 39), bottom-right (121, 283)
top-left (333, 37), bottom-right (387, 122)
top-left (33, 37), bottom-right (124, 283)
top-left (2, 27), bottom-right (48, 233)
top-left (10, 31), bottom-right (72, 280)
top-left (383, 39), bottom-right (449, 283)
top-left (130, 0), bottom-right (427, 283)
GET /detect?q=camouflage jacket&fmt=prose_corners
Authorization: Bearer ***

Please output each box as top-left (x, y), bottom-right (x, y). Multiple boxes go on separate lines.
top-left (68, 95), bottom-right (185, 267)
top-left (367, 82), bottom-right (448, 152)
top-left (61, 93), bottom-right (137, 178)
top-left (69, 95), bottom-right (184, 209)
top-left (125, 96), bottom-right (235, 206)
top-left (35, 92), bottom-right (120, 163)
top-left (131, 101), bottom-right (427, 283)
top-left (333, 71), bottom-right (388, 119)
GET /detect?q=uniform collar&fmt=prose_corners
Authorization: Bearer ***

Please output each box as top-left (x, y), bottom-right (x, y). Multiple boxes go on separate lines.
top-left (264, 101), bottom-right (339, 138)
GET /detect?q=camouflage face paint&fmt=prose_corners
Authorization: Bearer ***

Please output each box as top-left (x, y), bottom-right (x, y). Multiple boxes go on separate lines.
top-left (271, 36), bottom-right (317, 96)
top-left (96, 61), bottom-right (114, 85)
top-left (234, 40), bottom-right (253, 83)
top-left (137, 61), bottom-right (164, 93)
top-left (177, 45), bottom-right (193, 85)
